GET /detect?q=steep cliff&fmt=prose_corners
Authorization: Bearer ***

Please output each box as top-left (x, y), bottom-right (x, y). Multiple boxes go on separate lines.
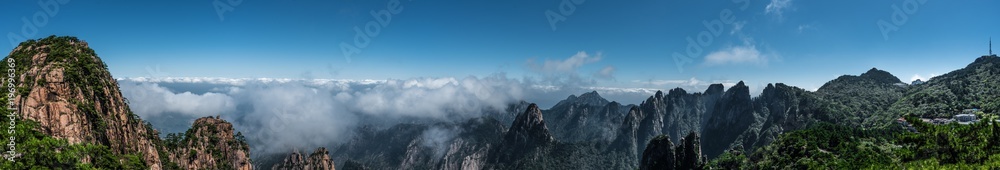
top-left (4, 35), bottom-right (163, 168)
top-left (1, 36), bottom-right (255, 169)
top-left (163, 116), bottom-right (252, 170)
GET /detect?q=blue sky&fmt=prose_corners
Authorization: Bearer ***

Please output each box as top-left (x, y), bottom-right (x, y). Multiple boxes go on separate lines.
top-left (3, 0), bottom-right (999, 92)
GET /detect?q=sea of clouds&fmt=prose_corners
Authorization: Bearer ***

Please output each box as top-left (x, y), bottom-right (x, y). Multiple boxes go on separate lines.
top-left (117, 74), bottom-right (662, 155)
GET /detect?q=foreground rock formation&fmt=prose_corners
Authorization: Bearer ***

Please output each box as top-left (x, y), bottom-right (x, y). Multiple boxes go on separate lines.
top-left (3, 36), bottom-right (254, 169)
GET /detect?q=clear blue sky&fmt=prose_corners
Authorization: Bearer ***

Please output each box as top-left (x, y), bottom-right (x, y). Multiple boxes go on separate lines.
top-left (2, 0), bottom-right (998, 91)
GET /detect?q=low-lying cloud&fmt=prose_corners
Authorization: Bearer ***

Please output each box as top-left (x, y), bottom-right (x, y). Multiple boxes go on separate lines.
top-left (121, 75), bottom-right (531, 154)
top-left (119, 82), bottom-right (236, 117)
top-left (118, 72), bottom-right (659, 155)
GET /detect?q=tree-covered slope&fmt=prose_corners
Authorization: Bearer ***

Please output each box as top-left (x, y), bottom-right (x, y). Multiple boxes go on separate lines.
top-left (892, 55), bottom-right (1000, 118)
top-left (816, 68), bottom-right (905, 127)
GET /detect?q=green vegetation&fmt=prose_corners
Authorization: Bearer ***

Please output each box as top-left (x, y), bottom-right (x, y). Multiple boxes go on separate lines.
top-left (708, 62), bottom-right (1000, 169)
top-left (892, 56), bottom-right (1000, 118)
top-left (0, 108), bottom-right (148, 169)
top-left (815, 68), bottom-right (905, 128)
top-left (714, 117), bottom-right (1000, 169)
top-left (729, 122), bottom-right (899, 169)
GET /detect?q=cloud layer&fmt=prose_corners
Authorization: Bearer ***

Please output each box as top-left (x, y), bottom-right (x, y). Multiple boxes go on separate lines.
top-left (119, 82), bottom-right (236, 117)
top-left (118, 74), bottom-right (658, 155)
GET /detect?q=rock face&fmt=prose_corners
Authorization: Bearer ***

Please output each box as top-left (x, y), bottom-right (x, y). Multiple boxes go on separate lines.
top-left (488, 103), bottom-right (559, 169)
top-left (5, 36), bottom-right (256, 169)
top-left (639, 132), bottom-right (705, 170)
top-left (327, 117), bottom-right (505, 170)
top-left (272, 147), bottom-right (336, 170)
top-left (610, 85), bottom-right (725, 167)
top-left (502, 103), bottom-right (554, 150)
top-left (639, 135), bottom-right (675, 170)
top-left (7, 36), bottom-right (163, 169)
top-left (165, 116), bottom-right (253, 170)
top-left (701, 81), bottom-right (755, 158)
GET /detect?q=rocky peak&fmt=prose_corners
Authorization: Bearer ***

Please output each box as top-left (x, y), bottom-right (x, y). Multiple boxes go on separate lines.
top-left (760, 83), bottom-right (793, 99)
top-left (165, 116), bottom-right (252, 170)
top-left (639, 135), bottom-right (675, 170)
top-left (725, 81), bottom-right (750, 98)
top-left (639, 132), bottom-right (705, 170)
top-left (272, 147), bottom-right (336, 170)
top-left (577, 90), bottom-right (610, 106)
top-left (6, 35), bottom-right (163, 169)
top-left (504, 103), bottom-right (554, 145)
top-left (860, 67), bottom-right (902, 84)
top-left (553, 91), bottom-right (610, 108)
top-left (667, 88), bottom-right (688, 96)
top-left (704, 84), bottom-right (725, 95)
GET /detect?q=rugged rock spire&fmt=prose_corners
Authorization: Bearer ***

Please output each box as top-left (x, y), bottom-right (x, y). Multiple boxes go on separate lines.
top-left (504, 103), bottom-right (554, 146)
top-left (639, 135), bottom-right (675, 170)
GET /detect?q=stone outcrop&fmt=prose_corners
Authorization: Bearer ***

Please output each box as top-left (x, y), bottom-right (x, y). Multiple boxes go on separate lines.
top-left (639, 135), bottom-right (675, 170)
top-left (166, 116), bottom-right (253, 170)
top-left (6, 36), bottom-right (257, 169)
top-left (9, 36), bottom-right (163, 169)
top-left (502, 103), bottom-right (554, 149)
top-left (272, 147), bottom-right (336, 170)
top-left (639, 132), bottom-right (705, 170)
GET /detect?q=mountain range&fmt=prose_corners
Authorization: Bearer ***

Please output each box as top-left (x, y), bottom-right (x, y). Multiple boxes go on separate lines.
top-left (4, 36), bottom-right (1000, 169)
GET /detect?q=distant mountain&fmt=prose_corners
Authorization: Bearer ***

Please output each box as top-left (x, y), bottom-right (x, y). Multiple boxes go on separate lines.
top-left (544, 91), bottom-right (631, 143)
top-left (892, 55), bottom-right (1000, 118)
top-left (719, 55), bottom-right (1000, 168)
top-left (859, 67), bottom-right (904, 85)
top-left (816, 67), bottom-right (905, 127)
top-left (312, 65), bottom-right (922, 169)
top-left (329, 117), bottom-right (507, 169)
top-left (22, 35), bottom-right (1000, 169)
top-left (609, 85), bottom-right (725, 164)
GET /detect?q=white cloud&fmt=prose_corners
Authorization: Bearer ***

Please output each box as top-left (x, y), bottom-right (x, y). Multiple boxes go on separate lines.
top-left (765, 0), bottom-right (793, 18)
top-left (527, 51), bottom-right (602, 74)
top-left (702, 45), bottom-right (769, 66)
top-left (119, 82), bottom-right (236, 117)
top-left (593, 66), bottom-right (616, 80)
top-left (348, 76), bottom-right (525, 119)
top-left (119, 75), bottom-right (525, 154)
top-left (910, 73), bottom-right (939, 82)
top-left (119, 74), bottom-right (665, 155)
top-left (525, 51), bottom-right (617, 87)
